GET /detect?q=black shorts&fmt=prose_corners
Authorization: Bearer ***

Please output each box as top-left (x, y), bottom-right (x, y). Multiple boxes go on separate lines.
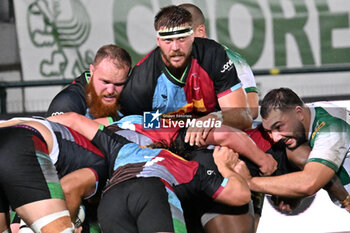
top-left (97, 177), bottom-right (177, 233)
top-left (0, 126), bottom-right (64, 212)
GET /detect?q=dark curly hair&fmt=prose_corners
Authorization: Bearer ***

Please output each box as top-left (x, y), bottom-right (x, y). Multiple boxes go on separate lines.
top-left (154, 5), bottom-right (192, 31)
top-left (260, 88), bottom-right (304, 119)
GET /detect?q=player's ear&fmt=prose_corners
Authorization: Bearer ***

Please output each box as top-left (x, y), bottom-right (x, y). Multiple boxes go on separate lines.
top-left (89, 64), bottom-right (95, 76)
top-left (156, 37), bottom-right (160, 46)
top-left (295, 106), bottom-right (304, 121)
top-left (196, 24), bottom-right (207, 38)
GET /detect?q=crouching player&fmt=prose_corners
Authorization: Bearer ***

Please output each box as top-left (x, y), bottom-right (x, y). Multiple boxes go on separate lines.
top-left (0, 117), bottom-right (107, 233)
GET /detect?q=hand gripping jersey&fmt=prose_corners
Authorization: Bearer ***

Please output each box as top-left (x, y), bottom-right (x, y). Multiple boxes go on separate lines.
top-left (306, 102), bottom-right (350, 192)
top-left (119, 37), bottom-right (242, 116)
top-left (111, 115), bottom-right (298, 177)
top-left (91, 126), bottom-right (228, 231)
top-left (46, 71), bottom-right (93, 118)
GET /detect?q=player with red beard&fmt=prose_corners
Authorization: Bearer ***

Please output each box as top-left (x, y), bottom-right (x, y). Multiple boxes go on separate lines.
top-left (45, 44), bottom-right (131, 233)
top-left (47, 44), bottom-right (131, 119)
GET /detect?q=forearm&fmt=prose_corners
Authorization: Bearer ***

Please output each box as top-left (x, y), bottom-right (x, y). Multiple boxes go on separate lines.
top-left (60, 168), bottom-right (97, 221)
top-left (209, 126), bottom-right (269, 168)
top-left (222, 108), bottom-right (252, 130)
top-left (0, 119), bottom-right (25, 128)
top-left (47, 112), bottom-right (100, 140)
top-left (250, 163), bottom-right (335, 197)
top-left (249, 171), bottom-right (312, 197)
top-left (323, 175), bottom-right (349, 204)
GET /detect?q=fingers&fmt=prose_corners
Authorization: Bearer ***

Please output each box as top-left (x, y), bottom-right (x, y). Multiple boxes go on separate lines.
top-left (259, 153), bottom-right (278, 176)
top-left (184, 115), bottom-right (215, 147)
top-left (278, 200), bottom-right (292, 213)
top-left (75, 226), bottom-right (83, 233)
top-left (213, 146), bottom-right (237, 164)
top-left (233, 160), bottom-right (252, 181)
top-left (184, 126), bottom-right (207, 147)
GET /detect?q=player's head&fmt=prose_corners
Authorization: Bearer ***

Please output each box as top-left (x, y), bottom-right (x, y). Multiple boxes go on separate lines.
top-left (260, 88), bottom-right (307, 150)
top-left (87, 44), bottom-right (131, 118)
top-left (154, 5), bottom-right (194, 71)
top-left (178, 3), bottom-right (207, 38)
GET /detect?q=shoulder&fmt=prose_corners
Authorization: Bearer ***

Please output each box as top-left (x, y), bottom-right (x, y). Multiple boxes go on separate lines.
top-left (135, 48), bottom-right (160, 67)
top-left (192, 37), bottom-right (224, 57)
top-left (46, 83), bottom-right (87, 116)
top-left (192, 38), bottom-right (230, 71)
top-left (73, 71), bottom-right (90, 86)
top-left (54, 83), bottom-right (86, 101)
top-left (193, 37), bottom-right (223, 49)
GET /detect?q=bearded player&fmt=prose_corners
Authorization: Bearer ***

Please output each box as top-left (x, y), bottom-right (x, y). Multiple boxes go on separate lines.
top-left (47, 44), bottom-right (131, 119)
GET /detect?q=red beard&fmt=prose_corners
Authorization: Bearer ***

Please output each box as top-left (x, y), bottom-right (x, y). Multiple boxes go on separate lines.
top-left (85, 80), bottom-right (119, 119)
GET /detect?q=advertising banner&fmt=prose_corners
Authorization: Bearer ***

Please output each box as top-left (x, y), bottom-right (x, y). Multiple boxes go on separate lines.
top-left (14, 0), bottom-right (350, 82)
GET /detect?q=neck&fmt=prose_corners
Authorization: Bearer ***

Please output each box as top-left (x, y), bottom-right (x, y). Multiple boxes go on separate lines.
top-left (161, 55), bottom-right (190, 81)
top-left (303, 105), bottom-right (311, 137)
top-left (167, 66), bottom-right (186, 79)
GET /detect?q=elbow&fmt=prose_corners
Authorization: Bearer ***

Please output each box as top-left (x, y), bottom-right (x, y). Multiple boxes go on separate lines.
top-left (216, 182), bottom-right (251, 206)
top-left (231, 185), bottom-right (251, 206)
top-left (242, 118), bottom-right (253, 131)
top-left (60, 176), bottom-right (84, 200)
top-left (299, 181), bottom-right (319, 197)
top-left (251, 109), bottom-right (259, 120)
top-left (61, 179), bottom-right (76, 200)
top-left (238, 188), bottom-right (252, 206)
top-left (242, 110), bottom-right (253, 130)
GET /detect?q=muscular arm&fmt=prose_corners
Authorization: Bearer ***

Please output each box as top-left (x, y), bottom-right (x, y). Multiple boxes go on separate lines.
top-left (60, 168), bottom-right (97, 221)
top-left (0, 119), bottom-right (25, 128)
top-left (287, 144), bottom-right (349, 204)
top-left (185, 88), bottom-right (254, 147)
top-left (47, 112), bottom-right (100, 140)
top-left (211, 147), bottom-right (251, 206)
top-left (215, 170), bottom-right (251, 206)
top-left (218, 88), bottom-right (253, 130)
top-left (205, 125), bottom-right (277, 176)
top-left (249, 162), bottom-right (335, 197)
top-left (246, 92), bottom-right (259, 120)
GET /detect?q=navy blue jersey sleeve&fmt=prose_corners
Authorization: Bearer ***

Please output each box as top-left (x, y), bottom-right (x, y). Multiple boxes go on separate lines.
top-left (192, 38), bottom-right (242, 96)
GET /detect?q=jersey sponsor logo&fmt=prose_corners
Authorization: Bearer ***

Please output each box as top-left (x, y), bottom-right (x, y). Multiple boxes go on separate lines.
top-left (220, 59), bottom-right (234, 73)
top-left (311, 121), bottom-right (325, 140)
top-left (192, 73), bottom-right (200, 91)
top-left (50, 111), bottom-right (64, 116)
top-left (143, 110), bottom-right (161, 129)
top-left (207, 170), bottom-right (215, 175)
